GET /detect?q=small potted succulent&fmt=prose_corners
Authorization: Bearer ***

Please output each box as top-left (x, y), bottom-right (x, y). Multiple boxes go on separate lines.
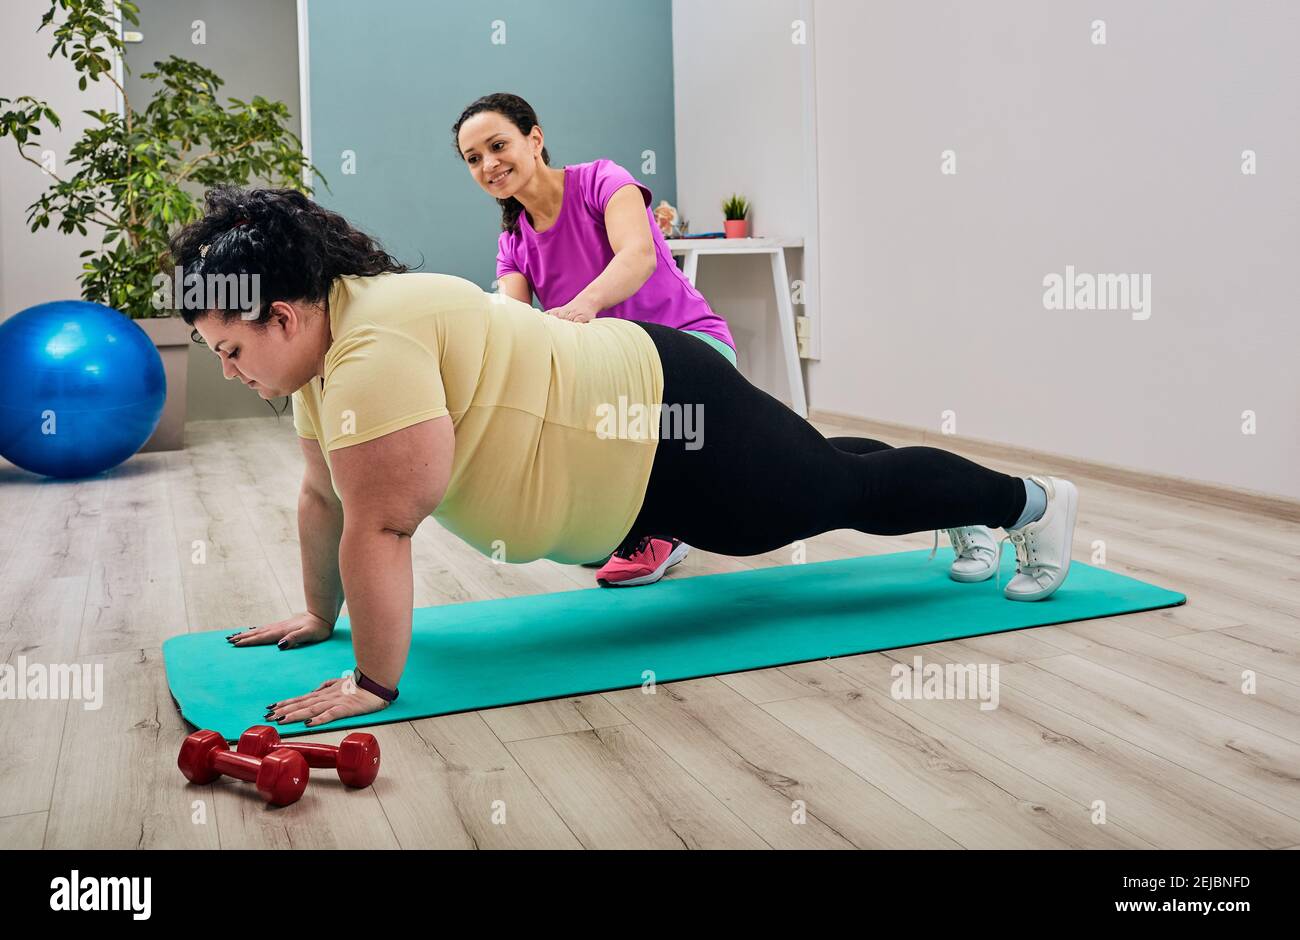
top-left (722, 193), bottom-right (750, 238)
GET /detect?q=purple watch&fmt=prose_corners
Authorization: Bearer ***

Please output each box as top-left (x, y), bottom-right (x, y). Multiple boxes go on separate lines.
top-left (353, 667), bottom-right (399, 702)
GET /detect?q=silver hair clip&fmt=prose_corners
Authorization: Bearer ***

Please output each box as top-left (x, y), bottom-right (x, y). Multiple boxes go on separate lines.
top-left (198, 218), bottom-right (247, 261)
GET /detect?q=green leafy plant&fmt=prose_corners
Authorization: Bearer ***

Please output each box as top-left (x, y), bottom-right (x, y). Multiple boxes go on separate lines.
top-left (722, 193), bottom-right (750, 221)
top-left (0, 0), bottom-right (320, 317)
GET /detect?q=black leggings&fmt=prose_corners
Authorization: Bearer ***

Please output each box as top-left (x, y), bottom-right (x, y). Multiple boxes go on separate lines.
top-left (619, 321), bottom-right (1028, 556)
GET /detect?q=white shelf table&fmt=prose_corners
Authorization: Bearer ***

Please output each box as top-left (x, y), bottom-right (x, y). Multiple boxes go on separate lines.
top-left (665, 237), bottom-right (808, 417)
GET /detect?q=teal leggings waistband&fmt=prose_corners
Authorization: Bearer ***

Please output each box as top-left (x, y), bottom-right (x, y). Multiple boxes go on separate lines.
top-left (681, 329), bottom-right (738, 367)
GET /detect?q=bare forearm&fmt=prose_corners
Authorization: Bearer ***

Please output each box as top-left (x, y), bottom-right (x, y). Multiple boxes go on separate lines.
top-left (573, 250), bottom-right (654, 312)
top-left (337, 524), bottom-right (413, 690)
top-left (297, 488), bottom-right (345, 626)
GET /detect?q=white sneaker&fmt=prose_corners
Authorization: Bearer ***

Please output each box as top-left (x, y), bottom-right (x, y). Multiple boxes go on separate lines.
top-left (997, 475), bottom-right (1078, 602)
top-left (929, 526), bottom-right (998, 582)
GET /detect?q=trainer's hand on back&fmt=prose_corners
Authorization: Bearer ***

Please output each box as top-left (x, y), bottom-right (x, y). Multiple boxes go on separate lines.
top-left (544, 301), bottom-right (596, 323)
top-left (227, 611), bottom-right (334, 650)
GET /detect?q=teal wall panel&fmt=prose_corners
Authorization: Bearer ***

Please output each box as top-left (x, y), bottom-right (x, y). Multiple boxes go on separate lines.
top-left (307, 0), bottom-right (676, 292)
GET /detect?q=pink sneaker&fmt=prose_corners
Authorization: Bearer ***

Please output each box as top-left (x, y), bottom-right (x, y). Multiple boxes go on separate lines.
top-left (596, 535), bottom-right (690, 587)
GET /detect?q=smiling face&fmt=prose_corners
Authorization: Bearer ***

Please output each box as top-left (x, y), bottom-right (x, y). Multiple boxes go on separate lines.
top-left (192, 301), bottom-right (327, 398)
top-left (457, 110), bottom-right (543, 198)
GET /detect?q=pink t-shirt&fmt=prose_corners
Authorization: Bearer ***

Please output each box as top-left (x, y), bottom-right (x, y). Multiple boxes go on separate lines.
top-left (496, 159), bottom-right (734, 350)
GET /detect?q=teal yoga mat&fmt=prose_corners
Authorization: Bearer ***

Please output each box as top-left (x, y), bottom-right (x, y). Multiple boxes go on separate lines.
top-left (163, 549), bottom-right (1185, 740)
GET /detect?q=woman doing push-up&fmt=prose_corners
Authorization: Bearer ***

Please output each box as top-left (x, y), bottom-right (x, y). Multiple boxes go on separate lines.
top-left (171, 187), bottom-right (1079, 728)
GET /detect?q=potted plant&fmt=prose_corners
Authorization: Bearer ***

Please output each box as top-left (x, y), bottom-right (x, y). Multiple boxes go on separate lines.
top-left (0, 0), bottom-right (318, 451)
top-left (722, 193), bottom-right (750, 239)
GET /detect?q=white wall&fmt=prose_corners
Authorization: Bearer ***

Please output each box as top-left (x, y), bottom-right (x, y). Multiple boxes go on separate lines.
top-left (671, 0), bottom-right (811, 402)
top-left (0, 0), bottom-right (117, 319)
top-left (808, 0), bottom-right (1299, 499)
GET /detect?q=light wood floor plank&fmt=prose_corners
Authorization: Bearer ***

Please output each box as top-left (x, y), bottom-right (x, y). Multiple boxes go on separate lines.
top-left (44, 648), bottom-right (217, 849)
top-left (0, 575), bottom-right (87, 819)
top-left (404, 711), bottom-right (584, 849)
top-left (0, 471), bottom-right (106, 823)
top-left (506, 724), bottom-right (769, 848)
top-left (600, 677), bottom-right (959, 848)
top-left (829, 651), bottom-right (1300, 848)
top-left (1030, 621), bottom-right (1300, 742)
top-left (999, 655), bottom-right (1300, 820)
top-left (479, 695), bottom-right (630, 743)
top-left (0, 812), bottom-right (48, 849)
top-left (762, 690), bottom-right (1150, 848)
top-left (1170, 625), bottom-right (1300, 686)
top-left (80, 455), bottom-right (189, 656)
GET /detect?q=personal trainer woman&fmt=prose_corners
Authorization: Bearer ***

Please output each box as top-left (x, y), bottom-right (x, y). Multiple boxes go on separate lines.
top-left (454, 92), bottom-right (737, 587)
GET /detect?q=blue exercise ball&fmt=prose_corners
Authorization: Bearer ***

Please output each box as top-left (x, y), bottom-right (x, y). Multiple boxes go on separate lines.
top-left (0, 300), bottom-right (167, 479)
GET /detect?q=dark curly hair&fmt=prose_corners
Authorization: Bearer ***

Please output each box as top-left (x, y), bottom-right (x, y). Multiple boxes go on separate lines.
top-left (168, 186), bottom-right (407, 415)
top-left (451, 93), bottom-right (551, 236)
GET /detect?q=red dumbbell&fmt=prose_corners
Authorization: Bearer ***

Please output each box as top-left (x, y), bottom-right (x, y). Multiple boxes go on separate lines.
top-left (178, 730), bottom-right (310, 806)
top-left (238, 726), bottom-right (381, 789)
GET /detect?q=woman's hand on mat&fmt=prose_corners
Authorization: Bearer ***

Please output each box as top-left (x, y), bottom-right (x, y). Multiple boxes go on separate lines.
top-left (544, 300), bottom-right (597, 323)
top-left (265, 675), bottom-right (389, 728)
top-left (226, 611), bottom-right (334, 650)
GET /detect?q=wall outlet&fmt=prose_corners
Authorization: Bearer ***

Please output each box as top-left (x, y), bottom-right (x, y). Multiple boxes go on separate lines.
top-left (796, 315), bottom-right (812, 358)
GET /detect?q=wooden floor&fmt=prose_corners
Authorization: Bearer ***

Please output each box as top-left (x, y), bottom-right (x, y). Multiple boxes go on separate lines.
top-left (1, 415), bottom-right (1297, 849)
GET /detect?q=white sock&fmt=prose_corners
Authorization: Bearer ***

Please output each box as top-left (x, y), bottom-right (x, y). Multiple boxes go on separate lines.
top-left (1007, 479), bottom-right (1048, 530)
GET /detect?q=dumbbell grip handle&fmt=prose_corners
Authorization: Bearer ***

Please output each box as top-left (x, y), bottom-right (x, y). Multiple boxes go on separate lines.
top-left (211, 750), bottom-right (266, 782)
top-left (272, 742), bottom-right (339, 768)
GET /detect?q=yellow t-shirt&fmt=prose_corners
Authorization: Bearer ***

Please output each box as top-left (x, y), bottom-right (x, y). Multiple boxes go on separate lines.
top-left (291, 272), bottom-right (664, 564)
